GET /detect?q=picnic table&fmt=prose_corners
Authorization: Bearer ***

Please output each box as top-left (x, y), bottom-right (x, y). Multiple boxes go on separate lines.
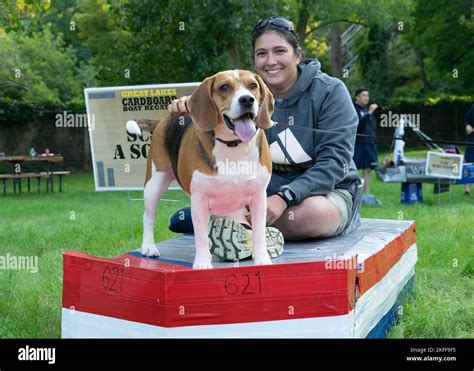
top-left (0, 154), bottom-right (70, 196)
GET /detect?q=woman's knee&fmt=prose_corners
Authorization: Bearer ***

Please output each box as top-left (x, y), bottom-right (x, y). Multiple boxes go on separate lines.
top-left (276, 196), bottom-right (341, 239)
top-left (298, 196), bottom-right (340, 221)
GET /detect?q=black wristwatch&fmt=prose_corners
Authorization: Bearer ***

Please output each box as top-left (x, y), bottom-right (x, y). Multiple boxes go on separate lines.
top-left (278, 187), bottom-right (296, 207)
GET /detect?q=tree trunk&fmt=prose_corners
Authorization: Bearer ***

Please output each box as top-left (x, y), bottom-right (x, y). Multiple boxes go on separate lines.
top-left (330, 23), bottom-right (342, 78)
top-left (227, 44), bottom-right (240, 68)
top-left (296, 1), bottom-right (310, 47)
top-left (412, 45), bottom-right (431, 91)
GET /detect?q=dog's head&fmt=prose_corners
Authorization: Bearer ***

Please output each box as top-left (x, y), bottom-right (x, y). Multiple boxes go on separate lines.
top-left (189, 70), bottom-right (274, 142)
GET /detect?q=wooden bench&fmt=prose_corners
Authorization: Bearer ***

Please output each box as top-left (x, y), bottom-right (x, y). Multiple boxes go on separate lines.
top-left (0, 171), bottom-right (71, 196)
top-left (0, 173), bottom-right (50, 196)
top-left (41, 171), bottom-right (71, 193)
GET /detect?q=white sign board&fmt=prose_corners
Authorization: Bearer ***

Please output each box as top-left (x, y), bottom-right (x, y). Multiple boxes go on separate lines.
top-left (85, 83), bottom-right (199, 191)
top-left (425, 151), bottom-right (464, 179)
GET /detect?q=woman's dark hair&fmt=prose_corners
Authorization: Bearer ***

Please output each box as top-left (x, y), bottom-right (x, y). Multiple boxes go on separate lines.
top-left (252, 18), bottom-right (302, 56)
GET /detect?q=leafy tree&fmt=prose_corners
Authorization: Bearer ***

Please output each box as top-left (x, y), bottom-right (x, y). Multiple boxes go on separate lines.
top-left (73, 0), bottom-right (283, 85)
top-left (357, 23), bottom-right (394, 102)
top-left (72, 0), bottom-right (132, 85)
top-left (405, 0), bottom-right (473, 95)
top-left (1, 0), bottom-right (472, 108)
top-left (0, 0), bottom-right (47, 31)
top-left (0, 26), bottom-right (95, 105)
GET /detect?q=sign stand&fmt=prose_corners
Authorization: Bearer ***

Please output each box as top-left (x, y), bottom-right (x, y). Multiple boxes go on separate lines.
top-left (126, 190), bottom-right (189, 250)
top-left (127, 191), bottom-right (138, 249)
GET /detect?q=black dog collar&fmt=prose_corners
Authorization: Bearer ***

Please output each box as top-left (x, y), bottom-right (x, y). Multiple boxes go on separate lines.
top-left (215, 137), bottom-right (242, 147)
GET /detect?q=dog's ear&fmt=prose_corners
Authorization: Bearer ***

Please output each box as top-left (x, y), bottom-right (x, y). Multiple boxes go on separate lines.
top-left (189, 76), bottom-right (219, 131)
top-left (255, 74), bottom-right (274, 129)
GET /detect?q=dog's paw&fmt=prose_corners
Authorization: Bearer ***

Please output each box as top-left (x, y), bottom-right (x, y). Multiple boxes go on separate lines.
top-left (253, 250), bottom-right (272, 266)
top-left (193, 251), bottom-right (213, 269)
top-left (140, 244), bottom-right (160, 257)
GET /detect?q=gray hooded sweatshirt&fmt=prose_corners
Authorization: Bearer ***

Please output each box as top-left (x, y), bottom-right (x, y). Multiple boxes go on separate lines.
top-left (265, 59), bottom-right (360, 204)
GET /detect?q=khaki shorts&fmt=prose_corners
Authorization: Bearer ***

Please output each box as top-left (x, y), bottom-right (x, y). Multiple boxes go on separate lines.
top-left (326, 188), bottom-right (354, 237)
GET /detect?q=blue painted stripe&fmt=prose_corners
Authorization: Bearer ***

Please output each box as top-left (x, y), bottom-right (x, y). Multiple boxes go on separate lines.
top-left (96, 161), bottom-right (105, 187)
top-left (128, 250), bottom-right (193, 268)
top-left (107, 167), bottom-right (115, 187)
top-left (88, 92), bottom-right (116, 99)
top-left (366, 276), bottom-right (415, 338)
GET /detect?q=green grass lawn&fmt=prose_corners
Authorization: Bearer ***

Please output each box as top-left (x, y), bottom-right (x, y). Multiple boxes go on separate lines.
top-left (0, 153), bottom-right (473, 338)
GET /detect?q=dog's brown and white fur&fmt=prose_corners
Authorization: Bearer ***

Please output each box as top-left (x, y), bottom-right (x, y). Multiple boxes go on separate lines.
top-left (126, 70), bottom-right (274, 269)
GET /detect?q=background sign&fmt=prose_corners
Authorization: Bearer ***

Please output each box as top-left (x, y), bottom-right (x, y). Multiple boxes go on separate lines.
top-left (425, 151), bottom-right (464, 179)
top-left (85, 83), bottom-right (199, 190)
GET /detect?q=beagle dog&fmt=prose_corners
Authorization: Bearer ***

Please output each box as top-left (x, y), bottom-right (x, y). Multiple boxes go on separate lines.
top-left (126, 70), bottom-right (274, 269)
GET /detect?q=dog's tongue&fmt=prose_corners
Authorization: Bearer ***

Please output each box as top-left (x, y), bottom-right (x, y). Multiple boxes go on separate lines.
top-left (233, 116), bottom-right (256, 142)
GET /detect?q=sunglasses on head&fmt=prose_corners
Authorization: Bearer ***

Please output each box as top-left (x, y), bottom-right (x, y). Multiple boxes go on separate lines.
top-left (253, 16), bottom-right (295, 34)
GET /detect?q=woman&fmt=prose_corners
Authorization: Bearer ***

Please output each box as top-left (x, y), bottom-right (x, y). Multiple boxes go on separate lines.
top-left (168, 16), bottom-right (362, 261)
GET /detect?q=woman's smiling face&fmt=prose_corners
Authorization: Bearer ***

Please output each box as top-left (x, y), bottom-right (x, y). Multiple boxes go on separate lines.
top-left (254, 31), bottom-right (301, 97)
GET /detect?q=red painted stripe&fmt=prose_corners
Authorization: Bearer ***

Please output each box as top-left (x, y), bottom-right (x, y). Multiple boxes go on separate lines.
top-left (356, 222), bottom-right (416, 298)
top-left (62, 251), bottom-right (356, 327)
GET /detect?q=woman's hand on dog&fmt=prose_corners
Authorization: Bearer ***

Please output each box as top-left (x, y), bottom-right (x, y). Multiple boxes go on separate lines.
top-left (266, 195), bottom-right (288, 226)
top-left (245, 196), bottom-right (287, 226)
top-left (168, 96), bottom-right (191, 114)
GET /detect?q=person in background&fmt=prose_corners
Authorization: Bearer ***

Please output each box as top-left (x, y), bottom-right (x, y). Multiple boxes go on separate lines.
top-left (464, 104), bottom-right (474, 195)
top-left (353, 89), bottom-right (378, 198)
